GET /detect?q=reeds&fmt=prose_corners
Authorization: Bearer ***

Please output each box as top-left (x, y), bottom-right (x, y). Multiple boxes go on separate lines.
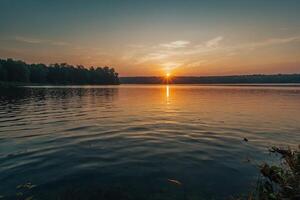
top-left (240, 145), bottom-right (300, 200)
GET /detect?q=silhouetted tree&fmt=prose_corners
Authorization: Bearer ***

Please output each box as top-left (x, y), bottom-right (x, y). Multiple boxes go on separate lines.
top-left (0, 58), bottom-right (119, 85)
top-left (0, 62), bottom-right (8, 81)
top-left (0, 59), bottom-right (30, 82)
top-left (120, 75), bottom-right (300, 84)
top-left (29, 64), bottom-right (48, 83)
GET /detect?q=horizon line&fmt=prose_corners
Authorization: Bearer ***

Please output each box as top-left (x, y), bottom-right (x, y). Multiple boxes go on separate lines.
top-left (119, 73), bottom-right (300, 78)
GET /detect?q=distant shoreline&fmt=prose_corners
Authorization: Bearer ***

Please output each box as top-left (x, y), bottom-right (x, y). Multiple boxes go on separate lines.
top-left (120, 74), bottom-right (300, 84)
top-left (2, 73), bottom-right (300, 88)
top-left (121, 83), bottom-right (300, 87)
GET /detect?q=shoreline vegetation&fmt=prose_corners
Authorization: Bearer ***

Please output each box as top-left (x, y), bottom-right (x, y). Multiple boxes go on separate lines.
top-left (237, 145), bottom-right (300, 200)
top-left (1, 58), bottom-right (300, 88)
top-left (0, 58), bottom-right (120, 87)
top-left (120, 75), bottom-right (300, 84)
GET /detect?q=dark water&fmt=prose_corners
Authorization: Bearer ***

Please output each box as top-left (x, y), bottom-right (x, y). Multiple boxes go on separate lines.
top-left (0, 85), bottom-right (300, 200)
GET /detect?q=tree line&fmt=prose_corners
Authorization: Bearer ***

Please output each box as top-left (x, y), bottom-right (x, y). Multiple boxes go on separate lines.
top-left (120, 74), bottom-right (300, 84)
top-left (0, 58), bottom-right (119, 85)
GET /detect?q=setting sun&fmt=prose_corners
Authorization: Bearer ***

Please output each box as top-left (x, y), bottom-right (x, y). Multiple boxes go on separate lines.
top-left (165, 73), bottom-right (172, 84)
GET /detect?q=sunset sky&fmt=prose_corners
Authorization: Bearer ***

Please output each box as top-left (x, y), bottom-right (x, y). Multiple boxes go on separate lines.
top-left (0, 0), bottom-right (300, 76)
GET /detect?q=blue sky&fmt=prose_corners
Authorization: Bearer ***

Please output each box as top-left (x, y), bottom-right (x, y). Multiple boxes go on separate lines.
top-left (0, 0), bottom-right (300, 76)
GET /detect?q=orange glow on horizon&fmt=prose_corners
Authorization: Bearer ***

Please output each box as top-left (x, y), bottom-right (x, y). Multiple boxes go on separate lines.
top-left (165, 73), bottom-right (172, 84)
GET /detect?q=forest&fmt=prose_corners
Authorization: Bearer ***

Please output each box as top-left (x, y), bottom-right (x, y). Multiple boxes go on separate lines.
top-left (0, 58), bottom-right (119, 85)
top-left (120, 74), bottom-right (300, 84)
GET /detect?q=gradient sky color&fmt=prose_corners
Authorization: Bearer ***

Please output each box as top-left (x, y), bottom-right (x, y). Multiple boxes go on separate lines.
top-left (0, 0), bottom-right (300, 76)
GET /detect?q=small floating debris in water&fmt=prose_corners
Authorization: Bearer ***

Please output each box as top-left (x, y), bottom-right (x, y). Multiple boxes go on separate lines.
top-left (24, 196), bottom-right (34, 200)
top-left (167, 179), bottom-right (182, 186)
top-left (242, 156), bottom-right (251, 163)
top-left (16, 182), bottom-right (36, 190)
top-left (243, 138), bottom-right (249, 142)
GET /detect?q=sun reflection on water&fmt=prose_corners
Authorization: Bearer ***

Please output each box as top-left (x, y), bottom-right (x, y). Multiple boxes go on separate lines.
top-left (166, 85), bottom-right (170, 98)
top-left (166, 85), bottom-right (170, 104)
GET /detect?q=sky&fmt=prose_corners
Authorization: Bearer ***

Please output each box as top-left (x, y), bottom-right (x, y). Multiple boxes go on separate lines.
top-left (0, 0), bottom-right (300, 76)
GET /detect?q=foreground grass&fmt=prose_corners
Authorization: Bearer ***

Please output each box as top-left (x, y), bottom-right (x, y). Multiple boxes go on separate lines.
top-left (238, 145), bottom-right (300, 200)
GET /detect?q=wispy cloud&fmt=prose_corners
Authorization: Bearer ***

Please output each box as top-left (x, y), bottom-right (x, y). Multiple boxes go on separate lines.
top-left (143, 53), bottom-right (169, 60)
top-left (184, 60), bottom-right (209, 68)
top-left (14, 36), bottom-right (69, 46)
top-left (247, 36), bottom-right (300, 49)
top-left (50, 41), bottom-right (70, 46)
top-left (128, 37), bottom-right (223, 65)
top-left (205, 36), bottom-right (223, 48)
top-left (125, 34), bottom-right (300, 72)
top-left (160, 40), bottom-right (190, 49)
top-left (15, 36), bottom-right (42, 44)
top-left (161, 62), bottom-right (182, 70)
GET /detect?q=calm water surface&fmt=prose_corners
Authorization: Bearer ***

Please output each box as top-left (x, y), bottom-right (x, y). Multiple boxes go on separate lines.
top-left (0, 85), bottom-right (300, 199)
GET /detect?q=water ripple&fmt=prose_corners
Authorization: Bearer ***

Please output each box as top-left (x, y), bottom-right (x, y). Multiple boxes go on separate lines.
top-left (0, 85), bottom-right (300, 199)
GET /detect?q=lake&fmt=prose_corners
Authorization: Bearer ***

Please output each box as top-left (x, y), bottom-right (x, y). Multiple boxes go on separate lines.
top-left (0, 85), bottom-right (300, 200)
